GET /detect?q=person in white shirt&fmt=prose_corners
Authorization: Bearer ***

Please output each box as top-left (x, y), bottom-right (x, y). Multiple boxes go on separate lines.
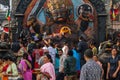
top-left (48, 42), bottom-right (56, 65)
top-left (62, 42), bottom-right (69, 55)
top-left (56, 49), bottom-right (67, 80)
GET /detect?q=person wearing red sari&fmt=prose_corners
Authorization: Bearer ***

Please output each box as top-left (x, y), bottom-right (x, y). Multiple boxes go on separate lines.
top-left (32, 44), bottom-right (44, 68)
top-left (2, 57), bottom-right (9, 73)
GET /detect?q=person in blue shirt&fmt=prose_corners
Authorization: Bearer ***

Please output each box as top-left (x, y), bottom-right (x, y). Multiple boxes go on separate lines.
top-left (72, 47), bottom-right (80, 78)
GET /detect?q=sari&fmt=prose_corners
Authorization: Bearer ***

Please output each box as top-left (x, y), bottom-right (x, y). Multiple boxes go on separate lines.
top-left (6, 63), bottom-right (19, 80)
top-left (19, 59), bottom-right (32, 80)
top-left (40, 62), bottom-right (56, 80)
top-left (2, 63), bottom-right (9, 80)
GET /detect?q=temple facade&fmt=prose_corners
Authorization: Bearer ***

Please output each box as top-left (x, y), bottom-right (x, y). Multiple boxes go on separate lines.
top-left (1, 0), bottom-right (119, 43)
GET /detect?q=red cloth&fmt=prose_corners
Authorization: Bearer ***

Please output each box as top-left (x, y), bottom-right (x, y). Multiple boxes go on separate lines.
top-left (32, 49), bottom-right (44, 68)
top-left (2, 64), bottom-right (9, 72)
top-left (34, 62), bottom-right (39, 68)
top-left (3, 27), bottom-right (9, 33)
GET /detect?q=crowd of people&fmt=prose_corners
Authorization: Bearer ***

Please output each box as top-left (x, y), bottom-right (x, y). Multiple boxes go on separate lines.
top-left (0, 35), bottom-right (119, 80)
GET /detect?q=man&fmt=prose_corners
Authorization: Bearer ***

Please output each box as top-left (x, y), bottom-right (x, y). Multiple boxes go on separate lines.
top-left (80, 49), bottom-right (102, 80)
top-left (48, 42), bottom-right (56, 65)
top-left (62, 42), bottom-right (69, 55)
top-left (56, 49), bottom-right (67, 80)
top-left (77, 36), bottom-right (88, 67)
top-left (64, 50), bottom-right (77, 80)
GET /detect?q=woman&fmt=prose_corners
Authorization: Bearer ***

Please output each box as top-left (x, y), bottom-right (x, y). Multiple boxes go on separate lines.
top-left (93, 55), bottom-right (104, 80)
top-left (18, 53), bottom-right (32, 80)
top-left (4, 56), bottom-right (18, 80)
top-left (17, 42), bottom-right (27, 64)
top-left (37, 54), bottom-right (56, 80)
top-left (106, 48), bottom-right (120, 80)
top-left (32, 43), bottom-right (44, 68)
top-left (2, 56), bottom-right (9, 73)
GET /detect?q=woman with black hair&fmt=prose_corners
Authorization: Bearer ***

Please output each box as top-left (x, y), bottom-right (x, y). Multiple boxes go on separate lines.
top-left (2, 56), bottom-right (9, 73)
top-left (4, 56), bottom-right (18, 80)
top-left (36, 54), bottom-right (55, 80)
top-left (18, 53), bottom-right (32, 80)
top-left (106, 48), bottom-right (120, 80)
top-left (17, 42), bottom-right (27, 65)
